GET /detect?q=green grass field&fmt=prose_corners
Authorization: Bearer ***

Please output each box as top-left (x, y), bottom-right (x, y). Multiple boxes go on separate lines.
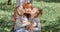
top-left (0, 0), bottom-right (60, 32)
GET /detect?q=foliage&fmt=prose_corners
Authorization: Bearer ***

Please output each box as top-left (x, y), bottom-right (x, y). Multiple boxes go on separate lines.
top-left (0, 0), bottom-right (60, 32)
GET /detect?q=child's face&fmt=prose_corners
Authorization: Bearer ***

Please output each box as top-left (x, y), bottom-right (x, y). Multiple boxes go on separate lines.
top-left (25, 8), bottom-right (32, 14)
top-left (30, 8), bottom-right (40, 18)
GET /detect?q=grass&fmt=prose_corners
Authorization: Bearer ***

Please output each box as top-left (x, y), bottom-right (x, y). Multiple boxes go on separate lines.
top-left (0, 0), bottom-right (60, 32)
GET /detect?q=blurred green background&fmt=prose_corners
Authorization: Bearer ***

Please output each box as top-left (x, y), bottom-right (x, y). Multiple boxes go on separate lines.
top-left (0, 0), bottom-right (60, 32)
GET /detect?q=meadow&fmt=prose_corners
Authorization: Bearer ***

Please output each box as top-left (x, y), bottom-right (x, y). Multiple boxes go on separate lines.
top-left (0, 0), bottom-right (60, 32)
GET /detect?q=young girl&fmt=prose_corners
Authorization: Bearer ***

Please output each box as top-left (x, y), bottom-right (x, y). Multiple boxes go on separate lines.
top-left (25, 8), bottom-right (42, 32)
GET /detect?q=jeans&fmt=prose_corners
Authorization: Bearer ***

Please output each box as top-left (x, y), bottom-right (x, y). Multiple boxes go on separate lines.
top-left (13, 28), bottom-right (28, 32)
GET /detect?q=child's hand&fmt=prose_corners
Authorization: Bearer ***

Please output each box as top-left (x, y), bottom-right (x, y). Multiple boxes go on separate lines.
top-left (32, 22), bottom-right (37, 27)
top-left (22, 20), bottom-right (31, 26)
top-left (26, 22), bottom-right (37, 30)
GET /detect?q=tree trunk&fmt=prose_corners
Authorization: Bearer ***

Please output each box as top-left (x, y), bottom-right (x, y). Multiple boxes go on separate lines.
top-left (8, 0), bottom-right (11, 5)
top-left (16, 0), bottom-right (32, 7)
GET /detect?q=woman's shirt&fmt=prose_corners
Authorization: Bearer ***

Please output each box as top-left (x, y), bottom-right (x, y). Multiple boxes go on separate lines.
top-left (14, 16), bottom-right (28, 30)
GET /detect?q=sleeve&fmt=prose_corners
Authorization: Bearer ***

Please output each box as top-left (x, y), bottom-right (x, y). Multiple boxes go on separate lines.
top-left (15, 16), bottom-right (28, 27)
top-left (33, 18), bottom-right (41, 31)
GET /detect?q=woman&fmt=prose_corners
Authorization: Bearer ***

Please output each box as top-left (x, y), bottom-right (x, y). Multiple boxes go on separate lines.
top-left (11, 0), bottom-right (41, 32)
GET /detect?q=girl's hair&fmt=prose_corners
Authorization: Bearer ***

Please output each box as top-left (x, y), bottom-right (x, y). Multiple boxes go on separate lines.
top-left (23, 2), bottom-right (33, 9)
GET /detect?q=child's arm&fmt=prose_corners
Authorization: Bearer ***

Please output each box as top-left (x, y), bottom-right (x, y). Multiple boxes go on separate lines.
top-left (28, 18), bottom-right (41, 31)
top-left (32, 18), bottom-right (41, 31)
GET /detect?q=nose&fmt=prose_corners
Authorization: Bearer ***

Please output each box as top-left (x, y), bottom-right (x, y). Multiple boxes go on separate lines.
top-left (27, 10), bottom-right (31, 12)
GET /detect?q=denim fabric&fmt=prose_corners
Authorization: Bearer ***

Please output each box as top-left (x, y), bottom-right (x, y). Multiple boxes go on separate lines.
top-left (13, 28), bottom-right (40, 32)
top-left (13, 28), bottom-right (28, 32)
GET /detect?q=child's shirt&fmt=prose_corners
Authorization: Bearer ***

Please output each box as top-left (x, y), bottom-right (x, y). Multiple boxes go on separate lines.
top-left (29, 17), bottom-right (41, 31)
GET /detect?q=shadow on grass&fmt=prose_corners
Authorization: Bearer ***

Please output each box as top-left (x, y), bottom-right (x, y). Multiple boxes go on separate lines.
top-left (0, 2), bottom-right (15, 12)
top-left (35, 0), bottom-right (60, 3)
top-left (41, 17), bottom-right (60, 32)
top-left (0, 2), bottom-right (15, 32)
top-left (0, 17), bottom-right (11, 32)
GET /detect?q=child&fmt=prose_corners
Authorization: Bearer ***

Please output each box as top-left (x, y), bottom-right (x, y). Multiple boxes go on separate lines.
top-left (25, 8), bottom-right (42, 32)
